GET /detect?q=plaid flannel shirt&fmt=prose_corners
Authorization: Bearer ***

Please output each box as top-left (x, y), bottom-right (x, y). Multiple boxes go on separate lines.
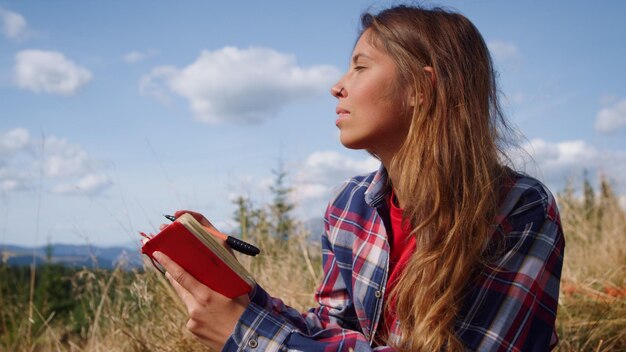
top-left (223, 165), bottom-right (564, 352)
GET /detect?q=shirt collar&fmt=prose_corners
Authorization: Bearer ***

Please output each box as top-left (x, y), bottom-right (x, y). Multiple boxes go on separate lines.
top-left (364, 163), bottom-right (391, 208)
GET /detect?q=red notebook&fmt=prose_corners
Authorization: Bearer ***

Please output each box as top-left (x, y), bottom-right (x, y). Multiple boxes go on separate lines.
top-left (141, 213), bottom-right (255, 298)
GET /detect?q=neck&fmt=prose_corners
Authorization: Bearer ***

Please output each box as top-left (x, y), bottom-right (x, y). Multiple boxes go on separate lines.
top-left (379, 153), bottom-right (406, 209)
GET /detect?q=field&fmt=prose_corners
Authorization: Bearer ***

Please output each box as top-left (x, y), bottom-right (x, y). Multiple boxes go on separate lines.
top-left (1, 178), bottom-right (624, 351)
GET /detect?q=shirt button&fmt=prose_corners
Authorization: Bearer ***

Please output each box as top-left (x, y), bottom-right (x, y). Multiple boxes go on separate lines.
top-left (248, 338), bottom-right (258, 348)
top-left (375, 290), bottom-right (382, 298)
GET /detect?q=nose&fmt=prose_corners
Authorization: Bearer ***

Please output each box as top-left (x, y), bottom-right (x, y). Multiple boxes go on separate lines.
top-left (330, 85), bottom-right (345, 98)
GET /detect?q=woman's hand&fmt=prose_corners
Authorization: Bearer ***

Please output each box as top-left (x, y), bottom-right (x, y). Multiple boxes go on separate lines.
top-left (154, 250), bottom-right (250, 350)
top-left (174, 209), bottom-right (214, 228)
top-left (171, 210), bottom-right (235, 256)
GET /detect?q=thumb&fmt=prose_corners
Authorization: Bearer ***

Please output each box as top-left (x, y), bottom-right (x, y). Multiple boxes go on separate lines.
top-left (174, 210), bottom-right (212, 227)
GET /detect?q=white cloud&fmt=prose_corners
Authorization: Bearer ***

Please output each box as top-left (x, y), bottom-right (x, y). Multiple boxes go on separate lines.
top-left (291, 151), bottom-right (379, 217)
top-left (0, 128), bottom-right (31, 155)
top-left (488, 40), bottom-right (520, 62)
top-left (297, 151), bottom-right (380, 189)
top-left (52, 173), bottom-right (112, 195)
top-left (141, 46), bottom-right (340, 124)
top-left (139, 66), bottom-right (177, 104)
top-left (223, 151), bottom-right (378, 220)
top-left (226, 174), bottom-right (271, 202)
top-left (14, 50), bottom-right (92, 95)
top-left (0, 129), bottom-right (33, 192)
top-left (41, 136), bottom-right (91, 178)
top-left (289, 144), bottom-right (625, 217)
top-left (1, 179), bottom-right (19, 192)
top-left (123, 50), bottom-right (156, 64)
top-left (0, 128), bottom-right (112, 196)
top-left (527, 139), bottom-right (596, 167)
top-left (0, 163), bottom-right (29, 192)
top-left (510, 138), bottom-right (626, 194)
top-left (0, 6), bottom-right (30, 40)
top-left (595, 98), bottom-right (626, 133)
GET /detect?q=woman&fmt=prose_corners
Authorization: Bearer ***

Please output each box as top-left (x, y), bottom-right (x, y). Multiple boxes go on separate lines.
top-left (153, 5), bottom-right (565, 351)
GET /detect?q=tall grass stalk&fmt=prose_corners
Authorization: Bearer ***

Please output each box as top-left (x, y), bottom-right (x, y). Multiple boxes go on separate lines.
top-left (26, 131), bottom-right (47, 350)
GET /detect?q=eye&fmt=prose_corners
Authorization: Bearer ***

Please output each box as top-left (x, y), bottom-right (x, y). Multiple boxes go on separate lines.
top-left (354, 65), bottom-right (366, 71)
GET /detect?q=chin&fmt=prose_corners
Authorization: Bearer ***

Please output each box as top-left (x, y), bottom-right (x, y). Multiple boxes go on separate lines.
top-left (339, 138), bottom-right (362, 150)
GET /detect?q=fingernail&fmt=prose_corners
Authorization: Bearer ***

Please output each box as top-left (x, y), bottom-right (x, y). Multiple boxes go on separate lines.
top-left (153, 251), bottom-right (162, 260)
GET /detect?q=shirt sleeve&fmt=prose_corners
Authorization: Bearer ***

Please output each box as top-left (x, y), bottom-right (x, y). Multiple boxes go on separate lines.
top-left (222, 229), bottom-right (396, 352)
top-left (456, 182), bottom-right (565, 351)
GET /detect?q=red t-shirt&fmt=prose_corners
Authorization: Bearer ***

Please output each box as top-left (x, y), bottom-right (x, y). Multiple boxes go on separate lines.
top-left (384, 192), bottom-right (416, 334)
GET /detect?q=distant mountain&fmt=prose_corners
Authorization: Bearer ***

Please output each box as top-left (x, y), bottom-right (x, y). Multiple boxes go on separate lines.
top-left (0, 219), bottom-right (327, 270)
top-left (0, 243), bottom-right (143, 270)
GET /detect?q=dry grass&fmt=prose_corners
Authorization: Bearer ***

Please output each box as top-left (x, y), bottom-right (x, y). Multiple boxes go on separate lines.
top-left (1, 186), bottom-right (625, 351)
top-left (0, 226), bottom-right (322, 352)
top-left (554, 182), bottom-right (626, 351)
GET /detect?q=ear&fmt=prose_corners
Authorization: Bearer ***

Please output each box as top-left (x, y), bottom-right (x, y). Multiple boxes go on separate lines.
top-left (407, 67), bottom-right (437, 108)
top-left (424, 66), bottom-right (436, 85)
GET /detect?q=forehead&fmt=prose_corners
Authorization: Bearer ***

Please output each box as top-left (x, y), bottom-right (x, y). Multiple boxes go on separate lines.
top-left (352, 29), bottom-right (382, 60)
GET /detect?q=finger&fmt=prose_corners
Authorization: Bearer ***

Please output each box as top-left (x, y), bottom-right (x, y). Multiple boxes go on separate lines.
top-left (194, 226), bottom-right (234, 256)
top-left (169, 211), bottom-right (233, 255)
top-left (139, 231), bottom-right (153, 240)
top-left (174, 210), bottom-right (225, 239)
top-left (153, 251), bottom-right (214, 302)
top-left (174, 210), bottom-right (213, 227)
top-left (162, 212), bottom-right (235, 259)
top-left (165, 271), bottom-right (195, 303)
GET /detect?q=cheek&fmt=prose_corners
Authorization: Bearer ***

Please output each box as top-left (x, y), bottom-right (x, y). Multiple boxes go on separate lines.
top-left (369, 80), bottom-right (406, 112)
top-left (375, 100), bottom-right (413, 139)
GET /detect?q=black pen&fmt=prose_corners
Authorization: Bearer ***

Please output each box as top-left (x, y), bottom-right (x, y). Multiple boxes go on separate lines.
top-left (164, 214), bottom-right (260, 256)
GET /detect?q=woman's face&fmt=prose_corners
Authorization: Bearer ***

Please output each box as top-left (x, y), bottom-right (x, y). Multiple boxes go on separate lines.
top-left (331, 29), bottom-right (412, 161)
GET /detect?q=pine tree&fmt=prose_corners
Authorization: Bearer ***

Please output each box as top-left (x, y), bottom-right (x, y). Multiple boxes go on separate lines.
top-left (251, 207), bottom-right (270, 238)
top-left (45, 237), bottom-right (53, 264)
top-left (583, 169), bottom-right (595, 220)
top-left (599, 174), bottom-right (625, 223)
top-left (269, 161), bottom-right (295, 242)
top-left (233, 196), bottom-right (251, 240)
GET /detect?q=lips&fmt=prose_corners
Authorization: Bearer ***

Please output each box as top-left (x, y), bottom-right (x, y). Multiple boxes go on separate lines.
top-left (335, 107), bottom-right (350, 126)
top-left (336, 107), bottom-right (350, 115)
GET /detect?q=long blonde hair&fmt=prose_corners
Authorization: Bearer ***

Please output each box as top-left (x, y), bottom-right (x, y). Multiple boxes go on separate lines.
top-left (361, 6), bottom-right (512, 351)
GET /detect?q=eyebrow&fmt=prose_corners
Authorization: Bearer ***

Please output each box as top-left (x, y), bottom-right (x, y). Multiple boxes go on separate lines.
top-left (352, 53), bottom-right (373, 64)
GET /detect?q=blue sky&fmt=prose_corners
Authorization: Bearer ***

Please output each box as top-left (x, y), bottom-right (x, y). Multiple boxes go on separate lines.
top-left (1, 1), bottom-right (625, 247)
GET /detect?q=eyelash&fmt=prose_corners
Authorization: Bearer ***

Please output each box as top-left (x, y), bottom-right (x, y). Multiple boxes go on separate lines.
top-left (354, 66), bottom-right (366, 71)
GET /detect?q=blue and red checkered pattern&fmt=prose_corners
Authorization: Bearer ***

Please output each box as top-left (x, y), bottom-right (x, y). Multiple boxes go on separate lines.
top-left (223, 165), bottom-right (564, 351)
